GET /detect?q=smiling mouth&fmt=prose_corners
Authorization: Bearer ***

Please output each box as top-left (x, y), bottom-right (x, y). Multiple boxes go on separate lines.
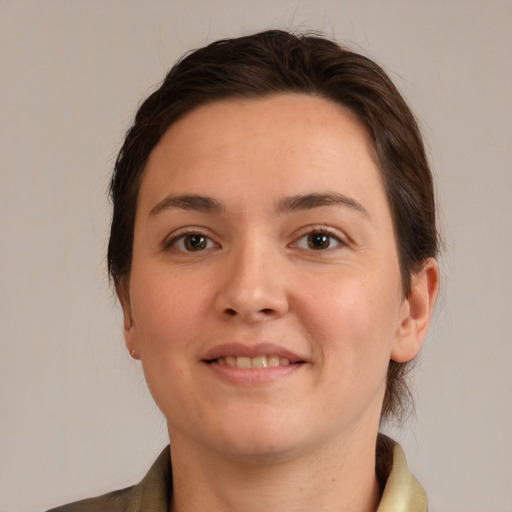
top-left (207, 355), bottom-right (304, 369)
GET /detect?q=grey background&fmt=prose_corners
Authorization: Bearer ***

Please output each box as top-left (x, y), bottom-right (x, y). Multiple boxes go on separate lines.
top-left (1, 1), bottom-right (511, 511)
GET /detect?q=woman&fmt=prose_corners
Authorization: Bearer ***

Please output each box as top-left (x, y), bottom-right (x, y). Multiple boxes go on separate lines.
top-left (50, 30), bottom-right (439, 512)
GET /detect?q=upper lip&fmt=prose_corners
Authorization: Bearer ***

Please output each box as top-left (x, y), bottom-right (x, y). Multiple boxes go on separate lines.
top-left (201, 343), bottom-right (306, 363)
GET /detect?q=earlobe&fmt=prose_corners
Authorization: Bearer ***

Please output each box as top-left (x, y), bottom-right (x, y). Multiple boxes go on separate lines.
top-left (391, 258), bottom-right (440, 363)
top-left (116, 281), bottom-right (140, 360)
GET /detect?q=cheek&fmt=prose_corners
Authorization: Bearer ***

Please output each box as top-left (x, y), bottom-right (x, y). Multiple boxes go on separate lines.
top-left (130, 269), bottom-right (209, 357)
top-left (129, 271), bottom-right (208, 416)
top-left (295, 269), bottom-right (402, 367)
top-left (289, 273), bottom-right (398, 428)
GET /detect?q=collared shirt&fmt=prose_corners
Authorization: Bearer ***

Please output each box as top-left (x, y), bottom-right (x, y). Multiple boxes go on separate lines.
top-left (377, 439), bottom-right (428, 512)
top-left (48, 436), bottom-right (427, 512)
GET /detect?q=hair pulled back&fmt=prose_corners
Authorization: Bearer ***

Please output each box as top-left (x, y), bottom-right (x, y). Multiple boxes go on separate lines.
top-left (108, 30), bottom-right (439, 423)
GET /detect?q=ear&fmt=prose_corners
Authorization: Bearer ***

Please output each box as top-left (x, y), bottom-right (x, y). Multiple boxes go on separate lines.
top-left (116, 280), bottom-right (140, 360)
top-left (391, 258), bottom-right (440, 363)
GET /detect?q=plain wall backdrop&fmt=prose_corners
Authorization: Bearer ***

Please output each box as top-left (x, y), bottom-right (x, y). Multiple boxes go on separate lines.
top-left (1, 1), bottom-right (511, 511)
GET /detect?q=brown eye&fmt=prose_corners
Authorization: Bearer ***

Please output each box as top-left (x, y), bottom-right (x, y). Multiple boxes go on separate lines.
top-left (170, 233), bottom-right (217, 252)
top-left (307, 233), bottom-right (331, 250)
top-left (293, 230), bottom-right (343, 251)
top-left (184, 234), bottom-right (207, 251)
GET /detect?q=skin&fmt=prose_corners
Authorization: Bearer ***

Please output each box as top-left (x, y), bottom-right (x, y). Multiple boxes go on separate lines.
top-left (120, 94), bottom-right (439, 512)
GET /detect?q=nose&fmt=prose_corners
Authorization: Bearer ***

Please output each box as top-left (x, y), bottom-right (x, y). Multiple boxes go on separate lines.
top-left (214, 240), bottom-right (289, 324)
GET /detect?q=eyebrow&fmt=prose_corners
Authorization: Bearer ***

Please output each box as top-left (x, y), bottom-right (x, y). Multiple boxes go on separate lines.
top-left (149, 194), bottom-right (224, 216)
top-left (277, 192), bottom-right (369, 217)
top-left (148, 191), bottom-right (369, 218)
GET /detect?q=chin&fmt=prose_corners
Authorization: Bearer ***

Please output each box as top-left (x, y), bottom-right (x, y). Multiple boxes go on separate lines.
top-left (202, 412), bottom-right (320, 464)
top-left (215, 434), bottom-right (306, 465)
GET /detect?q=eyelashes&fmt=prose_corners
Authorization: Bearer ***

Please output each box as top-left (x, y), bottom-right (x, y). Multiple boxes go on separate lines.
top-left (165, 229), bottom-right (219, 252)
top-left (164, 226), bottom-right (346, 254)
top-left (171, 233), bottom-right (218, 252)
top-left (291, 228), bottom-right (345, 251)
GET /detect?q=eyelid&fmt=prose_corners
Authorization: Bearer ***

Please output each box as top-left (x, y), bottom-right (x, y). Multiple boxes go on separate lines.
top-left (163, 226), bottom-right (220, 251)
top-left (290, 225), bottom-right (348, 250)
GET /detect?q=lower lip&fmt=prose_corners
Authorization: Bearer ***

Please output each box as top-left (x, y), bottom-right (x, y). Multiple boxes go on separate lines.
top-left (203, 361), bottom-right (303, 386)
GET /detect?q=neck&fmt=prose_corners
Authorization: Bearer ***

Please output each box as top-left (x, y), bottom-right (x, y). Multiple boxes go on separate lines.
top-left (169, 430), bottom-right (381, 512)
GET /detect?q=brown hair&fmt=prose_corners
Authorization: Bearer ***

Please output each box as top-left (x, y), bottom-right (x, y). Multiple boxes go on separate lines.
top-left (107, 30), bottom-right (439, 423)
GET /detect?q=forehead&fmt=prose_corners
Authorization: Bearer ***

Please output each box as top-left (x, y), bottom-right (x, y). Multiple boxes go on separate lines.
top-left (138, 94), bottom-right (386, 216)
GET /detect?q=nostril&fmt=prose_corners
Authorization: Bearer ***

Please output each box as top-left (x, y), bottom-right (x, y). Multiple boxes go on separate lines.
top-left (222, 307), bottom-right (275, 318)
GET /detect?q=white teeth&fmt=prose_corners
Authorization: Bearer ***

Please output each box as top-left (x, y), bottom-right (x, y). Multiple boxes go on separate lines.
top-left (251, 356), bottom-right (268, 369)
top-left (215, 355), bottom-right (292, 368)
top-left (237, 356), bottom-right (252, 369)
top-left (225, 356), bottom-right (236, 367)
top-left (267, 356), bottom-right (280, 367)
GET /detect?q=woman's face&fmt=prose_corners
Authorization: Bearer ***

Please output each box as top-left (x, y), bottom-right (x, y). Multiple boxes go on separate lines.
top-left (123, 94), bottom-right (424, 461)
